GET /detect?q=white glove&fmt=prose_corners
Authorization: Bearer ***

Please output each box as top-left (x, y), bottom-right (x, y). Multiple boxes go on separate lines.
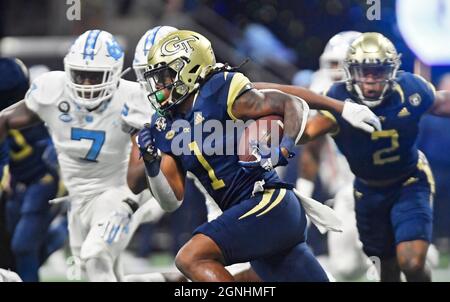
top-left (0, 269), bottom-right (22, 282)
top-left (100, 202), bottom-right (133, 244)
top-left (341, 100), bottom-right (382, 133)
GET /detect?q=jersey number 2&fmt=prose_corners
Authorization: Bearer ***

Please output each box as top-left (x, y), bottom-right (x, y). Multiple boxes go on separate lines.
top-left (71, 128), bottom-right (105, 162)
top-left (371, 129), bottom-right (400, 165)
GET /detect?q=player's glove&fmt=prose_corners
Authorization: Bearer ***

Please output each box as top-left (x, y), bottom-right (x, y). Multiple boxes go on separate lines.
top-left (100, 199), bottom-right (138, 244)
top-left (136, 124), bottom-right (158, 162)
top-left (239, 136), bottom-right (295, 172)
top-left (341, 100), bottom-right (382, 133)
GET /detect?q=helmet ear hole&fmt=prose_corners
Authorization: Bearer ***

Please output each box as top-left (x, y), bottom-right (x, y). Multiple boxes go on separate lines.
top-left (189, 65), bottom-right (200, 74)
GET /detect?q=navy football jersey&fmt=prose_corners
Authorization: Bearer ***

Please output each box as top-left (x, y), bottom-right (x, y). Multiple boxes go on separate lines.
top-left (150, 71), bottom-right (281, 210)
top-left (321, 72), bottom-right (435, 181)
top-left (7, 124), bottom-right (53, 183)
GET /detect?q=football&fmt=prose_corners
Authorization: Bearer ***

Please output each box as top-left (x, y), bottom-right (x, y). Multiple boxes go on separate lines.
top-left (238, 115), bottom-right (284, 162)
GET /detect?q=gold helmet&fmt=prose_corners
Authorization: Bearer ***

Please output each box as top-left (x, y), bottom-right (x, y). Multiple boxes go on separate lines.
top-left (144, 30), bottom-right (216, 115)
top-left (344, 32), bottom-right (401, 107)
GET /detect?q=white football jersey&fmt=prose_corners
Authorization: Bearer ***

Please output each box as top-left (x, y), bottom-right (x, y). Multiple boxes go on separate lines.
top-left (25, 71), bottom-right (147, 201)
top-left (120, 84), bottom-right (154, 132)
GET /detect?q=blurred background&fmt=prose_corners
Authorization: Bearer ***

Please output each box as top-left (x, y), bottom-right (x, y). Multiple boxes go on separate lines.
top-left (0, 0), bottom-right (450, 281)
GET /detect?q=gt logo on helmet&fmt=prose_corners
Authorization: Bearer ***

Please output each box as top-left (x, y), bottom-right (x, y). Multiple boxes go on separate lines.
top-left (161, 36), bottom-right (198, 56)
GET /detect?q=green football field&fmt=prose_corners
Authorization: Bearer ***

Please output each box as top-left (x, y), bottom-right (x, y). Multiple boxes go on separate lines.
top-left (38, 250), bottom-right (450, 282)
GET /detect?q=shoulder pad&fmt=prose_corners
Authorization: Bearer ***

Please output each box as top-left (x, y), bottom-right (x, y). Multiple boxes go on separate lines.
top-left (25, 71), bottom-right (65, 106)
top-left (200, 71), bottom-right (234, 97)
top-left (120, 81), bottom-right (153, 131)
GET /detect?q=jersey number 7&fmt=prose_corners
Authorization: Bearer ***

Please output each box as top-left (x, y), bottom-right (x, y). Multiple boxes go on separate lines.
top-left (71, 128), bottom-right (106, 162)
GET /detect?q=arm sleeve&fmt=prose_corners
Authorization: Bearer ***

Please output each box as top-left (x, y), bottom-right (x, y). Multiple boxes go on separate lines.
top-left (144, 157), bottom-right (182, 212)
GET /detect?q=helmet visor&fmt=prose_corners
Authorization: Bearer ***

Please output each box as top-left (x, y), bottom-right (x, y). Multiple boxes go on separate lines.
top-left (144, 58), bottom-right (189, 114)
top-left (348, 63), bottom-right (395, 101)
top-left (70, 70), bottom-right (105, 85)
top-left (68, 69), bottom-right (112, 100)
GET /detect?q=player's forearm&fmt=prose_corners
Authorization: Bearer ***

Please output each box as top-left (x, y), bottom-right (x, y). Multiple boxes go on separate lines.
top-left (0, 100), bottom-right (41, 141)
top-left (253, 82), bottom-right (344, 113)
top-left (235, 89), bottom-right (309, 147)
top-left (127, 138), bottom-right (149, 194)
top-left (298, 116), bottom-right (337, 144)
top-left (144, 156), bottom-right (184, 212)
top-left (297, 125), bottom-right (327, 144)
top-left (127, 163), bottom-right (147, 194)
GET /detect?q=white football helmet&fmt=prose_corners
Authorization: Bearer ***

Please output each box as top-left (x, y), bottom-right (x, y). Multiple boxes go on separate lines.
top-left (133, 26), bottom-right (178, 85)
top-left (64, 30), bottom-right (124, 110)
top-left (319, 31), bottom-right (362, 81)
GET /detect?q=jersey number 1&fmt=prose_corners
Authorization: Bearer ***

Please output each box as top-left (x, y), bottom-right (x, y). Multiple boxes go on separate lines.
top-left (71, 128), bottom-right (105, 162)
top-left (188, 141), bottom-right (225, 190)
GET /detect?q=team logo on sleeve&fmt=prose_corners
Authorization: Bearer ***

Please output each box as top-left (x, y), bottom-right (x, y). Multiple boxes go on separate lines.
top-left (155, 117), bottom-right (167, 131)
top-left (408, 93), bottom-right (422, 106)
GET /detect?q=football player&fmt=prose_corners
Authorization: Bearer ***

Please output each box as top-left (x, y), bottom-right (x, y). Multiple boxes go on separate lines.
top-left (0, 58), bottom-right (67, 282)
top-left (298, 31), bottom-right (370, 279)
top-left (136, 30), bottom-right (382, 281)
top-left (0, 30), bottom-right (162, 282)
top-left (127, 25), bottom-right (255, 280)
top-left (273, 32), bottom-right (450, 281)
